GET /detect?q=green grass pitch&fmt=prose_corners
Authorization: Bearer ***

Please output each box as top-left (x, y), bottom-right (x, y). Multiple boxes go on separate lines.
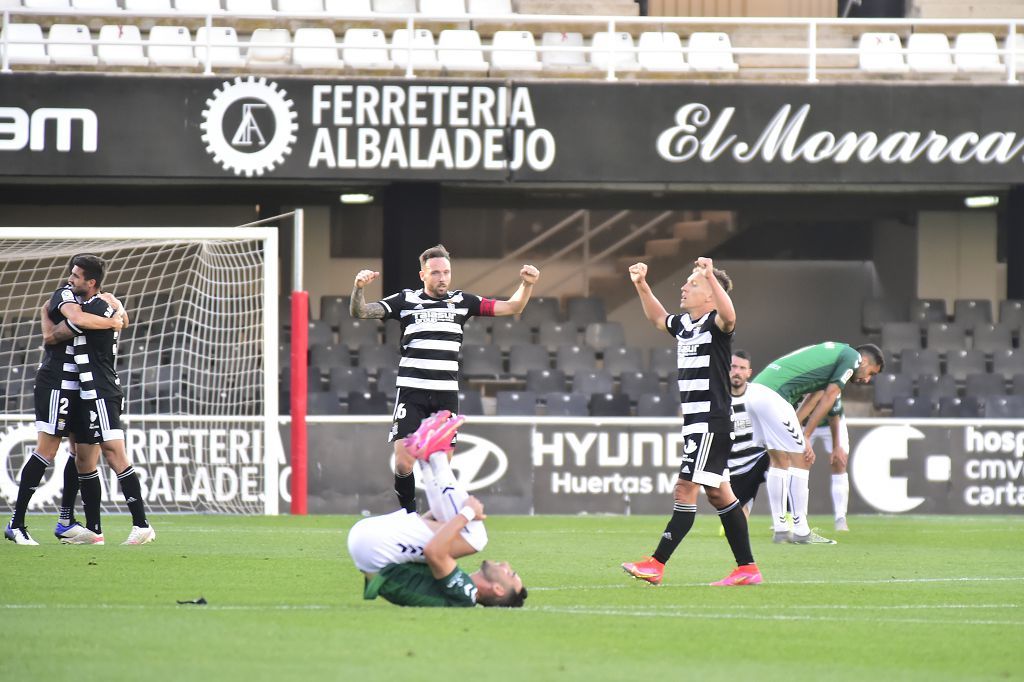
top-left (2, 513), bottom-right (1022, 681)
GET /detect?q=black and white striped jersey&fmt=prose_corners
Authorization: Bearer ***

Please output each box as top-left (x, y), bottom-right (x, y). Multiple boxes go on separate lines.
top-left (73, 296), bottom-right (122, 400)
top-left (729, 387), bottom-right (768, 474)
top-left (378, 289), bottom-right (495, 393)
top-left (35, 285), bottom-right (83, 392)
top-left (665, 309), bottom-right (733, 434)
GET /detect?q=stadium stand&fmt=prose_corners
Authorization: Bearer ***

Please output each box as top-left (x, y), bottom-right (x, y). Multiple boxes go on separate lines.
top-left (493, 319), bottom-right (534, 351)
top-left (509, 344), bottom-right (551, 378)
top-left (892, 395), bottom-right (938, 418)
top-left (555, 344), bottom-right (597, 374)
top-left (329, 366), bottom-right (370, 394)
top-left (953, 299), bottom-right (993, 326)
top-left (496, 390), bottom-right (537, 416)
top-left (973, 323), bottom-right (1014, 353)
top-left (48, 23), bottom-right (97, 65)
top-left (543, 391), bottom-right (588, 417)
top-left (636, 392), bottom-right (679, 417)
top-left (602, 346), bottom-right (644, 377)
top-left (458, 389), bottom-right (485, 415)
top-left (346, 390), bottom-right (389, 414)
top-left (873, 372), bottom-right (913, 410)
top-left (572, 369), bottom-right (614, 397)
top-left (461, 343), bottom-right (504, 379)
top-left (992, 349), bottom-right (1024, 380)
top-left (589, 392), bottom-right (631, 416)
top-left (525, 368), bottom-right (566, 393)
top-left (926, 322), bottom-right (968, 354)
top-left (910, 298), bottom-right (948, 326)
top-left (945, 350), bottom-right (987, 382)
top-left (900, 349), bottom-right (941, 381)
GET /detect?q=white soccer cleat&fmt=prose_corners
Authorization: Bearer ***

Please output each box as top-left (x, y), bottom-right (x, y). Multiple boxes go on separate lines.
top-left (792, 528), bottom-right (837, 545)
top-left (835, 517), bottom-right (849, 532)
top-left (62, 528), bottom-right (105, 545)
top-left (5, 523), bottom-right (39, 546)
top-left (122, 525), bottom-right (156, 545)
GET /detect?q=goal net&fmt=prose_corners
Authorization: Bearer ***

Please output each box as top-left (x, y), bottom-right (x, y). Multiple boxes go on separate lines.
top-left (0, 227), bottom-right (282, 515)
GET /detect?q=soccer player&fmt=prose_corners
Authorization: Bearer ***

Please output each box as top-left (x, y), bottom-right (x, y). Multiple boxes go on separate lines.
top-left (348, 411), bottom-right (527, 608)
top-left (744, 342), bottom-right (883, 544)
top-left (725, 350), bottom-right (770, 518)
top-left (39, 254), bottom-right (155, 546)
top-left (5, 257), bottom-right (124, 545)
top-left (350, 244), bottom-right (540, 513)
top-left (621, 259), bottom-right (760, 587)
top-left (802, 392), bottom-right (851, 532)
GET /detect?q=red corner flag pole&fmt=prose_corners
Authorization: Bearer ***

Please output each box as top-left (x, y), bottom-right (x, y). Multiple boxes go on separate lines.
top-left (290, 210), bottom-right (308, 515)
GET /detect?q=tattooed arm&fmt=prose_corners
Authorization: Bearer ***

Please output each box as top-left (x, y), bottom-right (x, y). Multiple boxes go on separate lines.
top-left (350, 269), bottom-right (387, 320)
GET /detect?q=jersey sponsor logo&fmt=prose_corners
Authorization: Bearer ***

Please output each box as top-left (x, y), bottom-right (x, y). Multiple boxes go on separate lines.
top-left (678, 344), bottom-right (699, 357)
top-left (60, 289), bottom-right (75, 302)
top-left (841, 368), bottom-right (854, 384)
top-left (683, 438), bottom-right (698, 455)
top-left (412, 309), bottom-right (458, 325)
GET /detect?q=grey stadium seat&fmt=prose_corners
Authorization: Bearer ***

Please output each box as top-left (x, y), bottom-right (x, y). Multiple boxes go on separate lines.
top-left (555, 345), bottom-right (597, 374)
top-left (899, 349), bottom-right (940, 380)
top-left (526, 368), bottom-right (566, 394)
top-left (329, 366), bottom-right (370, 394)
top-left (649, 346), bottom-right (677, 379)
top-left (308, 392), bottom-right (342, 415)
top-left (461, 318), bottom-right (489, 346)
top-left (519, 296), bottom-right (561, 329)
top-left (509, 344), bottom-right (551, 377)
top-left (972, 324), bottom-right (1013, 354)
top-left (992, 349), bottom-right (1024, 380)
top-left (985, 394), bottom-right (1024, 419)
top-left (873, 372), bottom-right (913, 410)
top-left (572, 369), bottom-right (614, 397)
top-left (892, 396), bottom-right (937, 418)
top-left (909, 298), bottom-right (947, 327)
top-left (543, 392), bottom-right (588, 417)
top-left (357, 344), bottom-right (400, 377)
top-left (584, 321), bottom-right (626, 353)
top-left (310, 343), bottom-right (350, 369)
top-left (491, 319), bottom-right (533, 351)
top-left (319, 295), bottom-right (349, 329)
top-left (461, 344), bottom-right (504, 379)
top-left (539, 321), bottom-right (579, 351)
top-left (944, 350), bottom-right (986, 382)
top-left (882, 322), bottom-right (922, 355)
top-left (953, 299), bottom-right (992, 327)
top-left (964, 372), bottom-right (1005, 400)
top-left (346, 390), bottom-right (389, 415)
top-left (916, 374), bottom-right (957, 403)
top-left (619, 370), bottom-right (663, 400)
top-left (862, 297), bottom-right (909, 335)
top-left (602, 346), bottom-right (644, 377)
top-left (589, 392), bottom-right (631, 417)
top-left (938, 396), bottom-right (983, 419)
top-left (566, 296), bottom-right (606, 330)
top-left (496, 390), bottom-right (538, 416)
top-left (998, 299), bottom-right (1024, 328)
top-left (339, 318), bottom-right (381, 350)
top-left (636, 392), bottom-right (680, 417)
top-left (457, 390), bottom-right (485, 416)
top-left (925, 322), bottom-right (968, 354)
top-left (376, 367), bottom-right (399, 396)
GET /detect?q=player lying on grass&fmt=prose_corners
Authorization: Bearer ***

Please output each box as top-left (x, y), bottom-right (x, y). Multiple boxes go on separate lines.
top-left (347, 411), bottom-right (527, 608)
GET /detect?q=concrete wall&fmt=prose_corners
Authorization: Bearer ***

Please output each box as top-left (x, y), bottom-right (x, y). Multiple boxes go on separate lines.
top-left (917, 211), bottom-right (1003, 309)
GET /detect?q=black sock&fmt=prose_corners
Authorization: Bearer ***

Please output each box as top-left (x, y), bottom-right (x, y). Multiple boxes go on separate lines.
top-left (652, 502), bottom-right (696, 564)
top-left (59, 456), bottom-right (79, 525)
top-left (718, 500), bottom-right (755, 566)
top-left (394, 470), bottom-right (416, 513)
top-left (79, 470), bottom-right (102, 534)
top-left (10, 452), bottom-right (50, 528)
top-left (116, 466), bottom-right (148, 528)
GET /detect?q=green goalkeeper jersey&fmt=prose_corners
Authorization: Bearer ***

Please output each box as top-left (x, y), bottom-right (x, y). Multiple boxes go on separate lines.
top-left (363, 563), bottom-right (478, 608)
top-left (753, 342), bottom-right (861, 406)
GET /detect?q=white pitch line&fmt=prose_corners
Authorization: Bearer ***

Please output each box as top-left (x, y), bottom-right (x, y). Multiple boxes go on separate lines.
top-left (530, 576), bottom-right (1024, 591)
top-left (0, 603), bottom-right (333, 611)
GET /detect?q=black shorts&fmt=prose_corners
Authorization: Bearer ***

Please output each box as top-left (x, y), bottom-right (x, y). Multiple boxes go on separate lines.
top-left (388, 388), bottom-right (459, 443)
top-left (727, 452), bottom-right (771, 507)
top-left (678, 430), bottom-right (733, 488)
top-left (33, 385), bottom-right (87, 438)
top-left (78, 397), bottom-right (126, 444)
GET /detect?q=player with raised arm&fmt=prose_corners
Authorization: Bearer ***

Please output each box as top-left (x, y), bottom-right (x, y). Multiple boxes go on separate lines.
top-left (348, 411), bottom-right (527, 608)
top-left (621, 258), bottom-right (760, 587)
top-left (5, 256), bottom-right (124, 545)
top-left (350, 244), bottom-right (539, 513)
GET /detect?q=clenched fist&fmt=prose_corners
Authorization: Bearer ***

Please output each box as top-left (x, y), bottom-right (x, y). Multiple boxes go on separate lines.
top-left (353, 269), bottom-right (380, 289)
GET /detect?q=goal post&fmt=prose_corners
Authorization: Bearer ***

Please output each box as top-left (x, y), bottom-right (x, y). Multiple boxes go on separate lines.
top-left (0, 226), bottom-right (282, 515)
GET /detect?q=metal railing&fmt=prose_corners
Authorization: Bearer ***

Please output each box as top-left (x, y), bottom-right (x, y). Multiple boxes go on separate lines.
top-left (2, 8), bottom-right (1023, 83)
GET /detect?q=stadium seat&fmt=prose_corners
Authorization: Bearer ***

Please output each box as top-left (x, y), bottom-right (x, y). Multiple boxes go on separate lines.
top-left (938, 396), bottom-right (983, 419)
top-left (457, 389), bottom-right (484, 415)
top-left (1014, 373), bottom-right (1024, 395)
top-left (328, 366), bottom-right (370, 393)
top-left (376, 367), bottom-right (398, 395)
top-left (881, 322), bottom-right (922, 354)
top-left (992, 349), bottom-right (1024, 380)
top-left (492, 319), bottom-right (533, 351)
top-left (461, 344), bottom-right (504, 379)
top-left (543, 392), bottom-right (588, 417)
top-left (589, 392), bottom-right (632, 417)
top-left (306, 320), bottom-right (334, 347)
top-left (372, 0), bottom-right (415, 12)
top-left (910, 298), bottom-right (948, 326)
top-left (325, 0), bottom-right (373, 13)
top-left (247, 28), bottom-right (292, 66)
top-left (638, 31), bottom-right (688, 72)
top-left (346, 390), bottom-right (389, 415)
top-left (343, 28), bottom-right (393, 69)
top-left (620, 370), bottom-right (662, 400)
top-left (174, 0), bottom-right (222, 12)
top-left (293, 27), bottom-right (341, 68)
top-left (310, 343), bottom-right (350, 369)
top-left (48, 24), bottom-right (98, 66)
top-left (953, 299), bottom-right (992, 327)
top-left (383, 318), bottom-right (403, 346)
top-left (24, 0), bottom-right (69, 7)
top-left (307, 392), bottom-right (342, 415)
top-left (338, 317), bottom-right (380, 350)
top-left (687, 31), bottom-right (738, 72)
top-left (356, 344), bottom-right (400, 376)
top-left (525, 368), bottom-right (566, 393)
top-left (538, 321), bottom-right (578, 351)
top-left (892, 396), bottom-right (937, 418)
top-left (584, 321), bottom-right (625, 353)
top-left (591, 31), bottom-right (639, 72)
top-left (858, 32), bottom-right (908, 73)
top-left (945, 350), bottom-right (986, 382)
top-left (420, 0), bottom-right (465, 15)
top-left (1, 24), bottom-right (50, 65)
top-left (873, 372), bottom-right (913, 410)
top-left (306, 365), bottom-right (328, 391)
top-left (391, 28), bottom-right (440, 70)
top-left (460, 319), bottom-right (489, 346)
top-left (278, 0), bottom-right (324, 12)
top-left (437, 29), bottom-right (488, 71)
top-left (998, 299), bottom-right (1024, 328)
top-left (509, 344), bottom-right (551, 378)
top-left (519, 296), bottom-right (561, 329)
top-left (0, 0), bottom-right (20, 8)
top-left (972, 323), bottom-right (1013, 354)
top-left (319, 295), bottom-right (349, 329)
top-left (555, 345), bottom-right (597, 374)
top-left (496, 390), bottom-right (537, 416)
top-left (467, 0), bottom-right (510, 13)
top-left (926, 322), bottom-right (968, 354)
top-left (900, 349), bottom-right (940, 380)
top-left (648, 346), bottom-right (677, 378)
top-left (602, 346), bottom-right (644, 377)
top-left (862, 298), bottom-right (909, 335)
top-left (637, 392), bottom-right (679, 417)
top-left (491, 31), bottom-right (542, 71)
top-left (572, 369), bottom-right (614, 397)
top-left (964, 372), bottom-right (1005, 399)
top-left (194, 26), bottom-right (245, 67)
top-left (566, 297), bottom-right (606, 329)
top-left (124, 0), bottom-right (172, 10)
top-left (72, 0), bottom-right (120, 9)
top-left (916, 374), bottom-right (957, 403)
top-left (228, 0), bottom-right (274, 10)
top-left (540, 31), bottom-right (586, 70)
top-left (954, 33), bottom-right (1002, 73)
top-left (98, 24), bottom-right (149, 66)
top-left (906, 33), bottom-right (955, 73)
top-left (985, 395), bottom-right (1024, 419)
top-left (148, 26), bottom-right (199, 67)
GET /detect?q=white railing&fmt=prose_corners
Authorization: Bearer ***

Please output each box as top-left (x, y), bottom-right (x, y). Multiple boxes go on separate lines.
top-left (2, 8), bottom-right (1023, 83)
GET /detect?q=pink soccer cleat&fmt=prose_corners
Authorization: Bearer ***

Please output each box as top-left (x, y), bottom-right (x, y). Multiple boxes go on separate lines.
top-left (404, 411), bottom-right (465, 461)
top-left (621, 557), bottom-right (665, 585)
top-left (711, 563), bottom-right (762, 586)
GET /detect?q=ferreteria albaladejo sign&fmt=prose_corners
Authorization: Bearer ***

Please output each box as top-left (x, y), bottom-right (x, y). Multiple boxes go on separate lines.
top-left (3, 74), bottom-right (1024, 184)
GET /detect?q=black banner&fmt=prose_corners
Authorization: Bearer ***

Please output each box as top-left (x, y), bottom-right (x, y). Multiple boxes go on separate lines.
top-left (4, 74), bottom-right (1024, 184)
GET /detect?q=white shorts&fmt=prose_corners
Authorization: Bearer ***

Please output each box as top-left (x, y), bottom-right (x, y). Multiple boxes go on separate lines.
top-left (346, 510), bottom-right (434, 573)
top-left (744, 382), bottom-right (806, 454)
top-left (811, 417), bottom-right (850, 452)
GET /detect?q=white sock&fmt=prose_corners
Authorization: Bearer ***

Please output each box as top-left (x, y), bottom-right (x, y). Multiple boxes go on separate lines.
top-left (831, 473), bottom-right (849, 521)
top-left (766, 467), bottom-right (790, 532)
top-left (789, 468), bottom-right (811, 535)
top-left (426, 452), bottom-right (487, 551)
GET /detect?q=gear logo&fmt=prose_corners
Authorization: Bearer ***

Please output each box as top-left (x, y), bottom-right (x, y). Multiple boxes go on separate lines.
top-left (200, 77), bottom-right (298, 177)
top-left (0, 423), bottom-right (71, 509)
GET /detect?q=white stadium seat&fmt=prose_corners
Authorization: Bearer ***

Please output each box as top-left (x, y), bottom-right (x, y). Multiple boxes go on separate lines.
top-left (638, 31), bottom-right (688, 72)
top-left (467, 0), bottom-right (511, 13)
top-left (491, 30), bottom-right (541, 71)
top-left (148, 25), bottom-right (198, 67)
top-left (278, 0), bottom-right (324, 11)
top-left (591, 31), bottom-right (638, 72)
top-left (373, 0), bottom-right (416, 12)
top-left (124, 0), bottom-right (173, 10)
top-left (293, 27), bottom-right (341, 67)
top-left (342, 27), bottom-right (392, 68)
top-left (48, 24), bottom-right (98, 66)
top-left (24, 0), bottom-right (70, 8)
top-left (906, 33), bottom-right (955, 73)
top-left (437, 29), bottom-right (487, 71)
top-left (687, 31), bottom-right (738, 72)
top-left (227, 0), bottom-right (274, 11)
top-left (247, 27), bottom-right (291, 66)
top-left (1, 23), bottom-right (49, 65)
top-left (174, 0), bottom-right (222, 11)
top-left (541, 31), bottom-right (586, 69)
top-left (98, 24), bottom-right (149, 66)
top-left (391, 28), bottom-right (439, 69)
top-left (194, 26), bottom-right (245, 67)
top-left (858, 32), bottom-right (908, 73)
top-left (325, 0), bottom-right (373, 13)
top-left (954, 32), bottom-right (1002, 73)
top-left (72, 0), bottom-right (122, 10)
top-left (420, 0), bottom-right (465, 15)
top-left (0, 0), bottom-right (22, 8)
